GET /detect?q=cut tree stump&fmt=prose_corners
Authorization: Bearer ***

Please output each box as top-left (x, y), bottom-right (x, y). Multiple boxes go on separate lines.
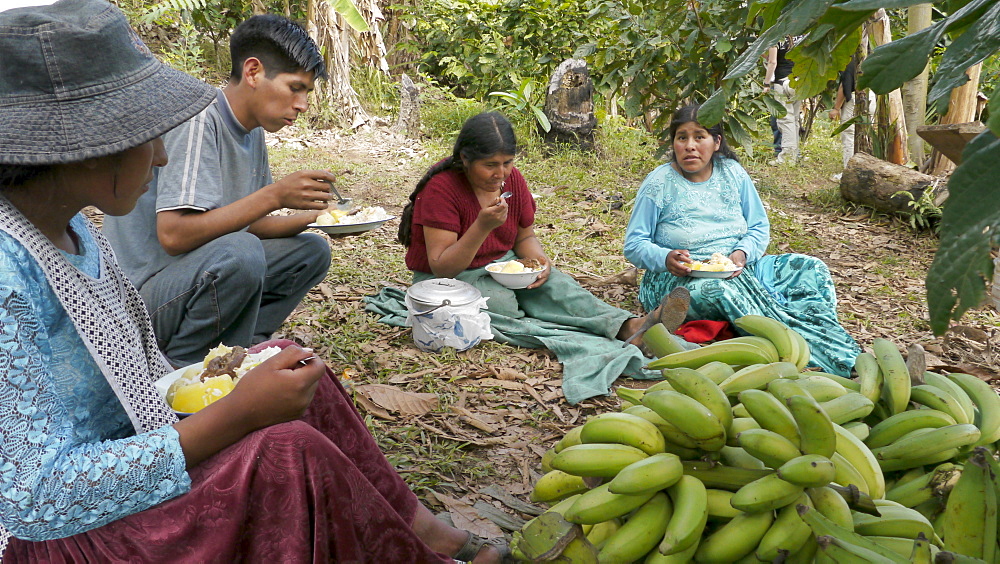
top-left (542, 58), bottom-right (596, 149)
top-left (916, 121), bottom-right (984, 166)
top-left (393, 73), bottom-right (420, 137)
top-left (840, 152), bottom-right (942, 214)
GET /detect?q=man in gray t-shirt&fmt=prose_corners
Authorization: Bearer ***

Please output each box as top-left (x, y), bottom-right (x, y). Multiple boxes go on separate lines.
top-left (104, 15), bottom-right (335, 366)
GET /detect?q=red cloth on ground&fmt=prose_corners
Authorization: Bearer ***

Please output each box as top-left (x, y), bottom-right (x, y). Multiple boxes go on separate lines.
top-left (4, 340), bottom-right (451, 564)
top-left (405, 165), bottom-right (536, 273)
top-left (675, 319), bottom-right (736, 343)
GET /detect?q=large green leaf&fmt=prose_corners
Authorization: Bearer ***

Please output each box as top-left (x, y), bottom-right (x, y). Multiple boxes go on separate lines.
top-left (723, 0), bottom-right (836, 81)
top-left (857, 24), bottom-right (944, 94)
top-left (989, 87), bottom-right (1000, 136)
top-left (926, 2), bottom-right (1000, 108)
top-left (788, 26), bottom-right (858, 98)
top-left (698, 85), bottom-right (729, 126)
top-left (926, 131), bottom-right (1000, 335)
top-left (328, 0), bottom-right (370, 32)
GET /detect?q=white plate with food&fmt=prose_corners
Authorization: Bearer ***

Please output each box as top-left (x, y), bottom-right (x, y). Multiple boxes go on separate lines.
top-left (155, 345), bottom-right (282, 416)
top-left (688, 268), bottom-right (740, 279)
top-left (687, 252), bottom-right (740, 278)
top-left (308, 206), bottom-right (395, 235)
top-left (486, 258), bottom-right (545, 289)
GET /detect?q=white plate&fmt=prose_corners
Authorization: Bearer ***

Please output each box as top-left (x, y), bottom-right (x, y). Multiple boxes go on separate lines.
top-left (154, 363), bottom-right (201, 416)
top-left (688, 269), bottom-right (740, 279)
top-left (307, 216), bottom-right (395, 235)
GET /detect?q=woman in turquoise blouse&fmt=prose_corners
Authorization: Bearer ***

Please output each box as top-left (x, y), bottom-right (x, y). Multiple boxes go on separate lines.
top-left (624, 104), bottom-right (861, 376)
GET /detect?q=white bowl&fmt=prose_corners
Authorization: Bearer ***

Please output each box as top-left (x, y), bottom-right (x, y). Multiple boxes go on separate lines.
top-left (486, 261), bottom-right (542, 289)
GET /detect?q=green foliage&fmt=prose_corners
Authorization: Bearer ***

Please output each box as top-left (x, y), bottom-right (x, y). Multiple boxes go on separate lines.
top-left (419, 82), bottom-right (489, 139)
top-left (892, 189), bottom-right (942, 232)
top-left (722, 0), bottom-right (1000, 334)
top-left (395, 0), bottom-right (602, 100)
top-left (488, 76), bottom-right (551, 133)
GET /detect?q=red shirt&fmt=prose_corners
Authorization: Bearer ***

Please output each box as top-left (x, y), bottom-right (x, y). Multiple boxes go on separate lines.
top-left (405, 166), bottom-right (536, 273)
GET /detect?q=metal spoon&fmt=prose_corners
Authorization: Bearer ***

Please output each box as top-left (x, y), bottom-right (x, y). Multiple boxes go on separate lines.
top-left (500, 191), bottom-right (512, 200)
top-left (324, 180), bottom-right (353, 211)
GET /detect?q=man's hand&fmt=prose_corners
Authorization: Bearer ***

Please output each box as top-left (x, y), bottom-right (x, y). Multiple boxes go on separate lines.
top-left (829, 108), bottom-right (841, 121)
top-left (269, 170), bottom-right (335, 210)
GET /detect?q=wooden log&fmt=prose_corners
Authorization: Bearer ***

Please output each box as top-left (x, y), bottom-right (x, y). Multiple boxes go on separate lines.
top-left (542, 58), bottom-right (597, 149)
top-left (393, 73), bottom-right (420, 137)
top-left (840, 152), bottom-right (940, 214)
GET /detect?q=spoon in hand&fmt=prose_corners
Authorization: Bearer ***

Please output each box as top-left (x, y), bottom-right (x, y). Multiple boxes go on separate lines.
top-left (500, 191), bottom-right (512, 200)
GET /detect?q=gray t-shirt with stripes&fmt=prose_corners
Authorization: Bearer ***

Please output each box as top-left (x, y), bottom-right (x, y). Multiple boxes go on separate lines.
top-left (104, 89), bottom-right (272, 288)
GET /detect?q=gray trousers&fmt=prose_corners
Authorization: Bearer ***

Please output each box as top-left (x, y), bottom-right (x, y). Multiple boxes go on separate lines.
top-left (138, 231), bottom-right (331, 366)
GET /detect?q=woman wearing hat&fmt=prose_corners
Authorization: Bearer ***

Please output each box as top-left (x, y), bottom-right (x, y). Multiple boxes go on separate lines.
top-left (0, 1), bottom-right (508, 562)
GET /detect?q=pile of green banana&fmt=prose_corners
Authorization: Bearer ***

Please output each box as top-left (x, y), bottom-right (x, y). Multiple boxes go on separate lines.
top-left (510, 315), bottom-right (1000, 563)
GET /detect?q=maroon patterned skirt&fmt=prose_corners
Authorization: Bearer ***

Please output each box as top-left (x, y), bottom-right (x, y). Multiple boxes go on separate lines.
top-left (4, 340), bottom-right (451, 563)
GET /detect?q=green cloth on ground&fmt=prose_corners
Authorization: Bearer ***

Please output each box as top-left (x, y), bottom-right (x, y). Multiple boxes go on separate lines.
top-left (363, 252), bottom-right (659, 404)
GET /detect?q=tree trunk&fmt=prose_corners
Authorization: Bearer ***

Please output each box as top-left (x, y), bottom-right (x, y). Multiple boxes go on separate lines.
top-left (543, 59), bottom-right (597, 149)
top-left (927, 63), bottom-right (983, 175)
top-left (868, 9), bottom-right (909, 166)
top-left (903, 4), bottom-right (932, 167)
top-left (393, 72), bottom-right (420, 137)
top-left (307, 0), bottom-right (371, 128)
top-left (840, 152), bottom-right (941, 214)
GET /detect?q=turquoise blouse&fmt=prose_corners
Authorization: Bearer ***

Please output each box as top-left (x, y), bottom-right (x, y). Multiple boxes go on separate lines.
top-left (0, 215), bottom-right (189, 541)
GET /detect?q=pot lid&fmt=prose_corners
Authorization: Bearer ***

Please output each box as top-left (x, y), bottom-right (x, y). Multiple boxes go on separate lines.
top-left (406, 278), bottom-right (481, 307)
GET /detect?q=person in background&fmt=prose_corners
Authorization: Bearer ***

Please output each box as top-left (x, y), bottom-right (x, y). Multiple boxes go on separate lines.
top-left (0, 2), bottom-right (508, 562)
top-left (763, 35), bottom-right (802, 166)
top-left (366, 111), bottom-right (692, 404)
top-left (623, 103), bottom-right (862, 376)
top-left (829, 57), bottom-right (858, 181)
top-left (104, 14), bottom-right (336, 368)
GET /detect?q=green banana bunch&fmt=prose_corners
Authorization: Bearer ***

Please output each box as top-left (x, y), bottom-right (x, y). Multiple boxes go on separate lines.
top-left (660, 367), bottom-right (734, 433)
top-left (873, 337), bottom-right (911, 416)
top-left (584, 518), bottom-right (621, 549)
top-left (909, 533), bottom-right (933, 564)
top-left (719, 362), bottom-right (799, 396)
top-left (867, 533), bottom-right (938, 559)
top-left (597, 492), bottom-right (672, 563)
top-left (705, 488), bottom-right (742, 519)
top-left (865, 408), bottom-right (957, 449)
top-left (681, 460), bottom-right (772, 491)
top-left (909, 384), bottom-right (972, 425)
top-left (787, 393), bottom-right (837, 458)
top-left (694, 509), bottom-right (774, 562)
top-left (738, 388), bottom-right (800, 445)
top-left (647, 339), bottom-right (777, 370)
top-left (563, 483), bottom-right (657, 525)
top-left (922, 372), bottom-right (977, 427)
top-left (797, 375), bottom-right (851, 402)
top-left (616, 386), bottom-right (647, 405)
top-left (736, 428), bottom-right (802, 469)
top-left (756, 492), bottom-right (813, 561)
top-left (554, 425), bottom-right (584, 452)
top-left (530, 469), bottom-right (590, 503)
top-left (833, 423), bottom-right (886, 499)
top-left (551, 443), bottom-right (650, 478)
top-left (872, 424), bottom-right (981, 462)
top-left (807, 485), bottom-right (854, 528)
top-left (777, 454), bottom-right (837, 488)
top-left (854, 351), bottom-right (883, 404)
top-left (696, 361), bottom-right (736, 384)
top-left (841, 421), bottom-right (870, 442)
top-left (607, 452), bottom-right (683, 495)
top-left (852, 501), bottom-right (941, 545)
top-left (730, 472), bottom-right (803, 513)
top-left (942, 448), bottom-right (998, 561)
top-left (884, 463), bottom-right (960, 508)
top-left (733, 314), bottom-right (803, 366)
top-left (797, 504), bottom-right (910, 562)
top-left (622, 404), bottom-right (701, 452)
top-left (642, 390), bottom-right (727, 451)
top-left (642, 322), bottom-right (687, 357)
top-left (767, 377), bottom-right (811, 403)
top-left (947, 372), bottom-right (1000, 446)
top-left (805, 371), bottom-right (862, 393)
top-left (719, 445), bottom-right (767, 470)
top-left (815, 533), bottom-right (908, 562)
top-left (819, 392), bottom-right (875, 425)
top-left (580, 412), bottom-right (667, 456)
top-left (723, 335), bottom-right (781, 363)
top-left (658, 475), bottom-right (708, 555)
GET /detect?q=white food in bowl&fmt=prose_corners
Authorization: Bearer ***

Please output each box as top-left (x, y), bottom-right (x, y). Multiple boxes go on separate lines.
top-left (314, 206), bottom-right (391, 226)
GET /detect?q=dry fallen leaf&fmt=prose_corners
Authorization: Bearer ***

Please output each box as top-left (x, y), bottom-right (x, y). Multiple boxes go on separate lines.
top-left (353, 383), bottom-right (438, 415)
top-left (431, 492), bottom-right (505, 539)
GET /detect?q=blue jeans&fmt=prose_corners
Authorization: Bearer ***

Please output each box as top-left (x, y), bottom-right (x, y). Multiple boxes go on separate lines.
top-left (137, 231), bottom-right (331, 366)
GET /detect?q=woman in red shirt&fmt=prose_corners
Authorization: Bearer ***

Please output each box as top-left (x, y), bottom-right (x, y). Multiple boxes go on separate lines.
top-left (396, 112), bottom-right (684, 404)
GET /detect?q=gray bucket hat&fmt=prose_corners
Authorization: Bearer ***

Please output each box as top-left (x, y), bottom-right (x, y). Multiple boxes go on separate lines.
top-left (0, 0), bottom-right (217, 165)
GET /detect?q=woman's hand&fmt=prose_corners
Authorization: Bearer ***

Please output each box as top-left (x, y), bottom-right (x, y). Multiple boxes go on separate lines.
top-left (727, 249), bottom-right (748, 279)
top-left (475, 195), bottom-right (509, 232)
top-left (226, 346), bottom-right (325, 430)
top-left (666, 249), bottom-right (693, 277)
top-left (525, 257), bottom-right (551, 289)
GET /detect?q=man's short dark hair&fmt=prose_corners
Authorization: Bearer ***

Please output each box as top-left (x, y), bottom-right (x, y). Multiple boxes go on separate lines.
top-left (230, 15), bottom-right (326, 81)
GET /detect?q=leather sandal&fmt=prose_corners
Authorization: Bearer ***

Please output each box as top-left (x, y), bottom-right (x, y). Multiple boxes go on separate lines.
top-left (453, 531), bottom-right (513, 563)
top-left (622, 286), bottom-right (690, 347)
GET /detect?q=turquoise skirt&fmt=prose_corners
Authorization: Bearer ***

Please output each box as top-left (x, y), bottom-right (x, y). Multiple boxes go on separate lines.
top-left (638, 254), bottom-right (861, 376)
